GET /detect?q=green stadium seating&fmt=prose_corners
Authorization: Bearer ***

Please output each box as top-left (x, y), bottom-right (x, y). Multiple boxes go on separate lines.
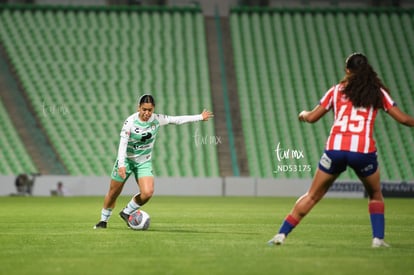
top-left (230, 8), bottom-right (414, 181)
top-left (0, 101), bottom-right (37, 175)
top-left (2, 5), bottom-right (412, 180)
top-left (0, 6), bottom-right (219, 177)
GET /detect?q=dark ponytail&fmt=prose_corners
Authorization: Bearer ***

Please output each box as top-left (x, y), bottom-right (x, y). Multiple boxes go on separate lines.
top-left (341, 53), bottom-right (388, 109)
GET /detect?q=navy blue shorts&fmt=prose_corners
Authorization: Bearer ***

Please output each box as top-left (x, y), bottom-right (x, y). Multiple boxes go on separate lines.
top-left (318, 150), bottom-right (378, 178)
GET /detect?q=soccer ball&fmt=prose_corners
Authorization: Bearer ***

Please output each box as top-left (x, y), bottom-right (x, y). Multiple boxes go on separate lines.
top-left (128, 210), bottom-right (150, 230)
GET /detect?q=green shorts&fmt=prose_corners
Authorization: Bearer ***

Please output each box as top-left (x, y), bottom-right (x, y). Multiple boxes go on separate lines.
top-left (111, 159), bottom-right (153, 182)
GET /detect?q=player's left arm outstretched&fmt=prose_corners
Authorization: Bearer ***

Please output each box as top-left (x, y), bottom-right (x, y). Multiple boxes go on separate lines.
top-left (158, 109), bottom-right (214, 125)
top-left (387, 106), bottom-right (414, 127)
top-left (200, 109), bottom-right (214, 121)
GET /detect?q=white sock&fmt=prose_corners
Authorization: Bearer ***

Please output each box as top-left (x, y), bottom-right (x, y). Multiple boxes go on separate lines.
top-left (100, 208), bottom-right (112, 222)
top-left (123, 196), bottom-right (140, 215)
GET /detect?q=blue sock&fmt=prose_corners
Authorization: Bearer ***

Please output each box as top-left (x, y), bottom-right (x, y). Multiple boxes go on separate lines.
top-left (369, 201), bottom-right (385, 239)
top-left (278, 215), bottom-right (299, 236)
top-left (370, 213), bottom-right (385, 239)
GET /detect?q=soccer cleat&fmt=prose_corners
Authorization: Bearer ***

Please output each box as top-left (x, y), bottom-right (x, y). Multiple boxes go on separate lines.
top-left (119, 210), bottom-right (131, 228)
top-left (267, 233), bottom-right (286, 246)
top-left (372, 238), bottom-right (390, 248)
top-left (94, 221), bottom-right (107, 229)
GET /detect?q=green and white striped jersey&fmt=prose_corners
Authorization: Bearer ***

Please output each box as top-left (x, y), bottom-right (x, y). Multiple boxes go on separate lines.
top-left (117, 112), bottom-right (202, 166)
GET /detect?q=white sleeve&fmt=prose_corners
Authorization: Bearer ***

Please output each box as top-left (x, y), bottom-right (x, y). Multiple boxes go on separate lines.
top-left (156, 114), bottom-right (203, 126)
top-left (117, 136), bottom-right (129, 167)
top-left (117, 117), bottom-right (133, 167)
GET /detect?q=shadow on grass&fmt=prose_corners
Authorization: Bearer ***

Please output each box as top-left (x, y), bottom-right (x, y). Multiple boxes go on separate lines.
top-left (147, 227), bottom-right (258, 235)
top-left (95, 224), bottom-right (258, 235)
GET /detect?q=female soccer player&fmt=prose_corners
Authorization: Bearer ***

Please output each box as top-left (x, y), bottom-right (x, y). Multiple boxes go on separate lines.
top-left (94, 94), bottom-right (214, 229)
top-left (268, 53), bottom-right (414, 247)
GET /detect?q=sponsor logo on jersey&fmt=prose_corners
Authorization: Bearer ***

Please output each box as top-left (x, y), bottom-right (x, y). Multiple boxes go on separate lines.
top-left (319, 153), bottom-right (332, 170)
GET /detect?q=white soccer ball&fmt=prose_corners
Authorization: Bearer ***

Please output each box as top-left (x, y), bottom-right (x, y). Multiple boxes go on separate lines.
top-left (128, 210), bottom-right (150, 230)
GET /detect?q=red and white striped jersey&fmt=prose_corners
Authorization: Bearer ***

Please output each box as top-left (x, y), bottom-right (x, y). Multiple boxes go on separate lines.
top-left (319, 84), bottom-right (395, 153)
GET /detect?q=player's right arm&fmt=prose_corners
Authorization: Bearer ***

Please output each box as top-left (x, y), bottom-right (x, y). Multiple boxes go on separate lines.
top-left (117, 137), bottom-right (128, 179)
top-left (299, 85), bottom-right (334, 123)
top-left (116, 116), bottom-right (133, 179)
top-left (299, 105), bottom-right (329, 123)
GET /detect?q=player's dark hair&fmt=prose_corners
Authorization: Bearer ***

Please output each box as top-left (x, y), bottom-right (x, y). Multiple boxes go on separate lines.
top-left (138, 94), bottom-right (155, 106)
top-left (340, 53), bottom-right (389, 109)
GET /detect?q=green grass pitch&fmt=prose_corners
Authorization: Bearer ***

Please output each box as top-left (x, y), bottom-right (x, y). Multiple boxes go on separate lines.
top-left (1, 196), bottom-right (413, 275)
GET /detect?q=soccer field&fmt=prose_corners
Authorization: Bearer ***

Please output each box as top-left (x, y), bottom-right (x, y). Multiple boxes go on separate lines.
top-left (1, 196), bottom-right (413, 275)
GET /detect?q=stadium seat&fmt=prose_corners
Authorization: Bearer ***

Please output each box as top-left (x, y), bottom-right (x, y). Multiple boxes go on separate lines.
top-left (230, 7), bottom-right (414, 180)
top-left (0, 5), bottom-right (218, 177)
top-left (0, 101), bottom-right (36, 174)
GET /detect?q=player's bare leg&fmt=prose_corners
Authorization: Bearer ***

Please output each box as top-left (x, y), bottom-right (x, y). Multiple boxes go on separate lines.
top-left (104, 179), bottom-right (125, 209)
top-left (359, 169), bottom-right (382, 201)
top-left (119, 176), bottom-right (155, 226)
top-left (268, 169), bottom-right (339, 245)
top-left (291, 169), bottom-right (339, 220)
top-left (94, 179), bottom-right (125, 229)
top-left (134, 176), bottom-right (154, 205)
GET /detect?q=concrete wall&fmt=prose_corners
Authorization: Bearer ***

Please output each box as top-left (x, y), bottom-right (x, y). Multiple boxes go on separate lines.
top-left (1, 175), bottom-right (365, 198)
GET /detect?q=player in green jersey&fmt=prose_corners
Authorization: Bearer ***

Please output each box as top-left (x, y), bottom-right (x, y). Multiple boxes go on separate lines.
top-left (94, 94), bottom-right (214, 229)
